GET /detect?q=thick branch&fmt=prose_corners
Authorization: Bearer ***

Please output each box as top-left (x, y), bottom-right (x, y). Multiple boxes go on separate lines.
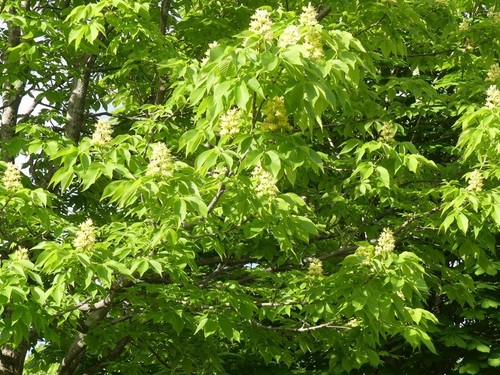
top-left (81, 336), bottom-right (131, 375)
top-left (315, 6), bottom-right (331, 22)
top-left (57, 297), bottom-right (112, 375)
top-left (57, 332), bottom-right (86, 375)
top-left (159, 0), bottom-right (171, 34)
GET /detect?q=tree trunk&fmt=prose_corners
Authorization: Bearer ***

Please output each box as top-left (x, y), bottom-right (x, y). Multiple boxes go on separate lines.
top-left (0, 5), bottom-right (25, 160)
top-left (0, 342), bottom-right (29, 375)
top-left (65, 56), bottom-right (95, 142)
top-left (0, 2), bottom-right (30, 372)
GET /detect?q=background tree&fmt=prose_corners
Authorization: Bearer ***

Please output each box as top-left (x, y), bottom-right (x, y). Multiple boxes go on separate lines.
top-left (1, 0), bottom-right (499, 374)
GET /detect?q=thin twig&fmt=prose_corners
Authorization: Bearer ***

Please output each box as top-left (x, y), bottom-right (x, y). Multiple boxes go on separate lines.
top-left (149, 346), bottom-right (170, 369)
top-left (355, 15), bottom-right (386, 36)
top-left (253, 320), bottom-right (351, 332)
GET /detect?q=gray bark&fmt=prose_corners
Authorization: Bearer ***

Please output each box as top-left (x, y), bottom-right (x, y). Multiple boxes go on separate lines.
top-left (0, 3), bottom-right (31, 372)
top-left (57, 297), bottom-right (112, 375)
top-left (65, 56), bottom-right (95, 142)
top-left (0, 342), bottom-right (29, 375)
top-left (0, 5), bottom-right (25, 160)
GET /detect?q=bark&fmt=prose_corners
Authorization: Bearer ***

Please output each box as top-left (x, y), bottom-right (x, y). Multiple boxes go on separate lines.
top-left (0, 342), bottom-right (29, 375)
top-left (81, 336), bottom-right (131, 375)
top-left (154, 0), bottom-right (172, 105)
top-left (65, 56), bottom-right (95, 142)
top-left (0, 5), bottom-right (25, 160)
top-left (159, 0), bottom-right (171, 34)
top-left (57, 308), bottom-right (109, 375)
top-left (0, 3), bottom-right (32, 372)
top-left (0, 81), bottom-right (24, 143)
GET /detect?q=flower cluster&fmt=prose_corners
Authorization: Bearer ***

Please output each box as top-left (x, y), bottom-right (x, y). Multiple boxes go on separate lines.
top-left (73, 219), bottom-right (96, 252)
top-left (251, 165), bottom-right (278, 197)
top-left (374, 228), bottom-right (395, 256)
top-left (487, 64), bottom-right (500, 82)
top-left (220, 108), bottom-right (241, 136)
top-left (308, 258), bottom-right (323, 276)
top-left (13, 247), bottom-right (29, 261)
top-left (91, 119), bottom-right (113, 146)
top-left (466, 169), bottom-right (484, 192)
top-left (459, 21), bottom-right (469, 31)
top-left (346, 318), bottom-right (360, 327)
top-left (355, 246), bottom-right (374, 266)
top-left (146, 143), bottom-right (174, 179)
top-left (2, 162), bottom-right (22, 191)
top-left (249, 9), bottom-right (273, 40)
top-left (378, 121), bottom-right (395, 142)
top-left (262, 96), bottom-right (291, 131)
top-left (485, 85), bottom-right (500, 108)
top-left (299, 3), bottom-right (318, 26)
top-left (303, 29), bottom-right (324, 60)
top-left (278, 25), bottom-right (301, 47)
top-left (201, 41), bottom-right (219, 65)
top-left (488, 11), bottom-right (500, 23)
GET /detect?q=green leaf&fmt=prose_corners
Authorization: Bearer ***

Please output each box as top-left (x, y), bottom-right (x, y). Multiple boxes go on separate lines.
top-left (376, 166), bottom-right (390, 188)
top-left (195, 316), bottom-right (208, 335)
top-left (456, 213), bottom-right (469, 234)
top-left (148, 259), bottom-right (163, 275)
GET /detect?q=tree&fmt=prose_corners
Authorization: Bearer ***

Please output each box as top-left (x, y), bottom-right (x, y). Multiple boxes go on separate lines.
top-left (1, 0), bottom-right (499, 373)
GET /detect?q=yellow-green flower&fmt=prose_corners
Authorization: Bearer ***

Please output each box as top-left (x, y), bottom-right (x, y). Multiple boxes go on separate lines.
top-left (13, 247), bottom-right (29, 261)
top-left (220, 108), bottom-right (241, 136)
top-left (299, 3), bottom-right (318, 27)
top-left (374, 228), bottom-right (395, 256)
top-left (279, 25), bottom-right (301, 47)
top-left (485, 85), bottom-right (500, 108)
top-left (251, 165), bottom-right (278, 197)
top-left (91, 119), bottom-right (113, 146)
top-left (466, 170), bottom-right (484, 192)
top-left (378, 121), bottom-right (395, 143)
top-left (146, 143), bottom-right (174, 179)
top-left (303, 28), bottom-right (323, 60)
top-left (2, 162), bottom-right (22, 191)
top-left (458, 21), bottom-right (469, 31)
top-left (73, 219), bottom-right (96, 252)
top-left (487, 63), bottom-right (500, 82)
top-left (308, 258), bottom-right (323, 276)
top-left (262, 96), bottom-right (291, 131)
top-left (249, 9), bottom-right (273, 40)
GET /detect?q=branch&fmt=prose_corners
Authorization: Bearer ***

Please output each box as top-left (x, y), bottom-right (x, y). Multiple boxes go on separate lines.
top-left (78, 295), bottom-right (113, 312)
top-left (159, 0), bottom-right (172, 34)
top-left (54, 298), bottom-right (92, 317)
top-left (206, 183), bottom-right (225, 214)
top-left (81, 336), bottom-right (131, 375)
top-left (393, 206), bottom-right (440, 236)
top-left (315, 245), bottom-right (360, 261)
top-left (148, 346), bottom-right (170, 369)
top-left (354, 15), bottom-right (386, 36)
top-left (58, 332), bottom-right (86, 375)
top-left (315, 6), bottom-right (332, 22)
top-left (252, 320), bottom-right (351, 332)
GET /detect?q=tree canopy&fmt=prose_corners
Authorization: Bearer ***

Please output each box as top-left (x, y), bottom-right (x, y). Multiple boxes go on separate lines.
top-left (1, 0), bottom-right (499, 374)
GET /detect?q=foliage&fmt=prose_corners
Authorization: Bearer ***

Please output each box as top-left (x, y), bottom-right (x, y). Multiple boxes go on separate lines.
top-left (0, 0), bottom-right (499, 374)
